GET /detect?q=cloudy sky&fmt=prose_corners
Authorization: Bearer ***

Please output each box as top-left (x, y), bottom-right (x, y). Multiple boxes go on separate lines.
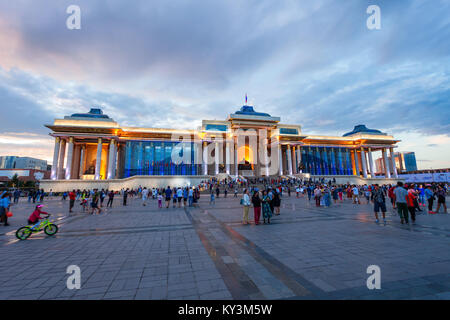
top-left (0, 0), bottom-right (449, 169)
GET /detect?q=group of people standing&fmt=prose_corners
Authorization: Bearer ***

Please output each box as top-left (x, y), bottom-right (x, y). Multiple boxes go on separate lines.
top-left (241, 187), bottom-right (281, 225)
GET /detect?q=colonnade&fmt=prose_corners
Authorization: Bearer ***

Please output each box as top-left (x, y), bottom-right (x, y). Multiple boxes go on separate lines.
top-left (50, 136), bottom-right (398, 179)
top-left (50, 136), bottom-right (120, 180)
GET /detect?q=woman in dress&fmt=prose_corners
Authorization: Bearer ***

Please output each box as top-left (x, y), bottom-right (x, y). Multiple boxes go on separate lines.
top-left (261, 190), bottom-right (272, 224)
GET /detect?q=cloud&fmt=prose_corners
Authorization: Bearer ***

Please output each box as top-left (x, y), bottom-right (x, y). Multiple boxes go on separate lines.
top-left (0, 0), bottom-right (449, 169)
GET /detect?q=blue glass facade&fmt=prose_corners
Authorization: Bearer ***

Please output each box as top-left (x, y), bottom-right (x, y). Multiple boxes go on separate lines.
top-left (124, 141), bottom-right (200, 177)
top-left (300, 146), bottom-right (354, 176)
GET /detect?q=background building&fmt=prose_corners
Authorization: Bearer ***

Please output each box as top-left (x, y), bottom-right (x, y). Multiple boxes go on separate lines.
top-left (0, 156), bottom-right (48, 171)
top-left (376, 151), bottom-right (418, 174)
top-left (399, 152), bottom-right (418, 172)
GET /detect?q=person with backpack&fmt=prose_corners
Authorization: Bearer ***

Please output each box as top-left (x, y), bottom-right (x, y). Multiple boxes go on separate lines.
top-left (371, 184), bottom-right (387, 224)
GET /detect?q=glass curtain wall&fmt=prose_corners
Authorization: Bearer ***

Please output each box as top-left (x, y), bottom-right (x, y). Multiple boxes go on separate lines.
top-left (124, 141), bottom-right (199, 177)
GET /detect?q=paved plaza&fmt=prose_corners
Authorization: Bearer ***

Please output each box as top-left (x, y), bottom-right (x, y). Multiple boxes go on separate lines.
top-left (0, 193), bottom-right (449, 300)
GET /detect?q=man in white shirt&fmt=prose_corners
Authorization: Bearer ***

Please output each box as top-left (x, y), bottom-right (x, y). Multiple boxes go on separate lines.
top-left (177, 188), bottom-right (183, 207)
top-left (352, 186), bottom-right (360, 204)
top-left (142, 187), bottom-right (149, 206)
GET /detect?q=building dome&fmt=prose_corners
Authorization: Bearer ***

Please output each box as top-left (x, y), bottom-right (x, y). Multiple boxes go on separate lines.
top-left (235, 105), bottom-right (272, 117)
top-left (70, 108), bottom-right (110, 119)
top-left (343, 125), bottom-right (386, 137)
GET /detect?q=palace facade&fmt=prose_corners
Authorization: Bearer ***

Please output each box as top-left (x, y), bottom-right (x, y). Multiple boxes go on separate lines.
top-left (42, 106), bottom-right (401, 190)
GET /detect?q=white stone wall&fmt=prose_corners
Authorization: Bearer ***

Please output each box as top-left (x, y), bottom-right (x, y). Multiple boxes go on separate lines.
top-left (300, 175), bottom-right (404, 185)
top-left (40, 175), bottom-right (211, 192)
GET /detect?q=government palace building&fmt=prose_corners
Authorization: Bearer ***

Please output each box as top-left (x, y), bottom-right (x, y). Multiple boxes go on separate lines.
top-left (41, 106), bottom-right (402, 191)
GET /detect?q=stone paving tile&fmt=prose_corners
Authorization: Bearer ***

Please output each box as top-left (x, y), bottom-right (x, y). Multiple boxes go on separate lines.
top-left (0, 195), bottom-right (449, 300)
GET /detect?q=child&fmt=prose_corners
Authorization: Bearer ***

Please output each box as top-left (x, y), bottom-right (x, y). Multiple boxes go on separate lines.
top-left (157, 193), bottom-right (163, 209)
top-left (210, 192), bottom-right (215, 205)
top-left (365, 190), bottom-right (371, 204)
top-left (28, 205), bottom-right (49, 230)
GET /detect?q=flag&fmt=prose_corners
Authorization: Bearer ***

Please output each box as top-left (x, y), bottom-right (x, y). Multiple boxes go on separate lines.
top-left (245, 93), bottom-right (247, 104)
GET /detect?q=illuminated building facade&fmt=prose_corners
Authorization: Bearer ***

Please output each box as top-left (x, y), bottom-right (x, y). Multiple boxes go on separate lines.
top-left (44, 106), bottom-right (401, 186)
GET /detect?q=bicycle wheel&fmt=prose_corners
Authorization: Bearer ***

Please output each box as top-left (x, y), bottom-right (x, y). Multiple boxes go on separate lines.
top-left (16, 227), bottom-right (32, 240)
top-left (44, 224), bottom-right (58, 236)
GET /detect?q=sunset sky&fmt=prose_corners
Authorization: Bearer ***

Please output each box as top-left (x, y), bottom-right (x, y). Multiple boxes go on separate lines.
top-left (0, 0), bottom-right (449, 169)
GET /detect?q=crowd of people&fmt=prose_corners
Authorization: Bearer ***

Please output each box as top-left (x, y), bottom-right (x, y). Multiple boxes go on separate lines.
top-left (0, 178), bottom-right (447, 227)
top-left (237, 180), bottom-right (448, 226)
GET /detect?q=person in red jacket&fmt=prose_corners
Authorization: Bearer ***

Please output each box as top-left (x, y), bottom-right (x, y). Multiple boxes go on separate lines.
top-left (28, 205), bottom-right (49, 229)
top-left (68, 190), bottom-right (76, 213)
top-left (406, 186), bottom-right (417, 223)
top-left (388, 186), bottom-right (396, 209)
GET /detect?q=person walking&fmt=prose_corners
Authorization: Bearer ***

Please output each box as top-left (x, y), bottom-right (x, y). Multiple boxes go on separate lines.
top-left (323, 188), bottom-right (331, 207)
top-left (241, 189), bottom-right (251, 224)
top-left (424, 185), bottom-right (435, 214)
top-left (252, 190), bottom-right (261, 225)
top-left (371, 184), bottom-right (387, 224)
top-left (165, 186), bottom-right (172, 208)
top-left (142, 187), bottom-right (149, 206)
top-left (188, 187), bottom-right (194, 207)
top-left (388, 185), bottom-right (396, 209)
top-left (177, 188), bottom-right (183, 208)
top-left (435, 186), bottom-right (447, 213)
top-left (68, 189), bottom-right (76, 213)
top-left (314, 187), bottom-right (322, 207)
top-left (123, 189), bottom-right (128, 206)
top-left (394, 182), bottom-right (409, 224)
top-left (99, 189), bottom-right (106, 207)
top-left (13, 189), bottom-right (20, 204)
top-left (157, 192), bottom-right (163, 209)
top-left (107, 190), bottom-right (114, 207)
top-left (273, 190), bottom-right (281, 215)
top-left (406, 185), bottom-right (417, 223)
top-left (90, 190), bottom-right (101, 215)
top-left (352, 185), bottom-right (360, 204)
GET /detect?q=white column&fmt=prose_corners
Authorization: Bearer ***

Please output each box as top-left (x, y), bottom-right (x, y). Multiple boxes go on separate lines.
top-left (51, 137), bottom-right (60, 180)
top-left (292, 146), bottom-right (297, 174)
top-left (112, 142), bottom-right (117, 178)
top-left (95, 138), bottom-right (102, 180)
top-left (264, 139), bottom-right (269, 176)
top-left (287, 145), bottom-right (293, 176)
top-left (65, 137), bottom-right (74, 180)
top-left (215, 141), bottom-right (220, 175)
top-left (278, 144), bottom-right (283, 175)
top-left (353, 150), bottom-right (360, 176)
top-left (368, 148), bottom-right (375, 178)
top-left (383, 148), bottom-right (391, 178)
top-left (225, 141), bottom-right (231, 175)
top-left (390, 147), bottom-right (398, 178)
top-left (58, 139), bottom-right (66, 179)
top-left (79, 145), bottom-right (85, 179)
top-left (361, 147), bottom-right (368, 178)
top-left (203, 141), bottom-right (208, 175)
top-left (297, 146), bottom-right (302, 173)
top-left (107, 140), bottom-right (116, 179)
top-left (234, 139), bottom-right (239, 178)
